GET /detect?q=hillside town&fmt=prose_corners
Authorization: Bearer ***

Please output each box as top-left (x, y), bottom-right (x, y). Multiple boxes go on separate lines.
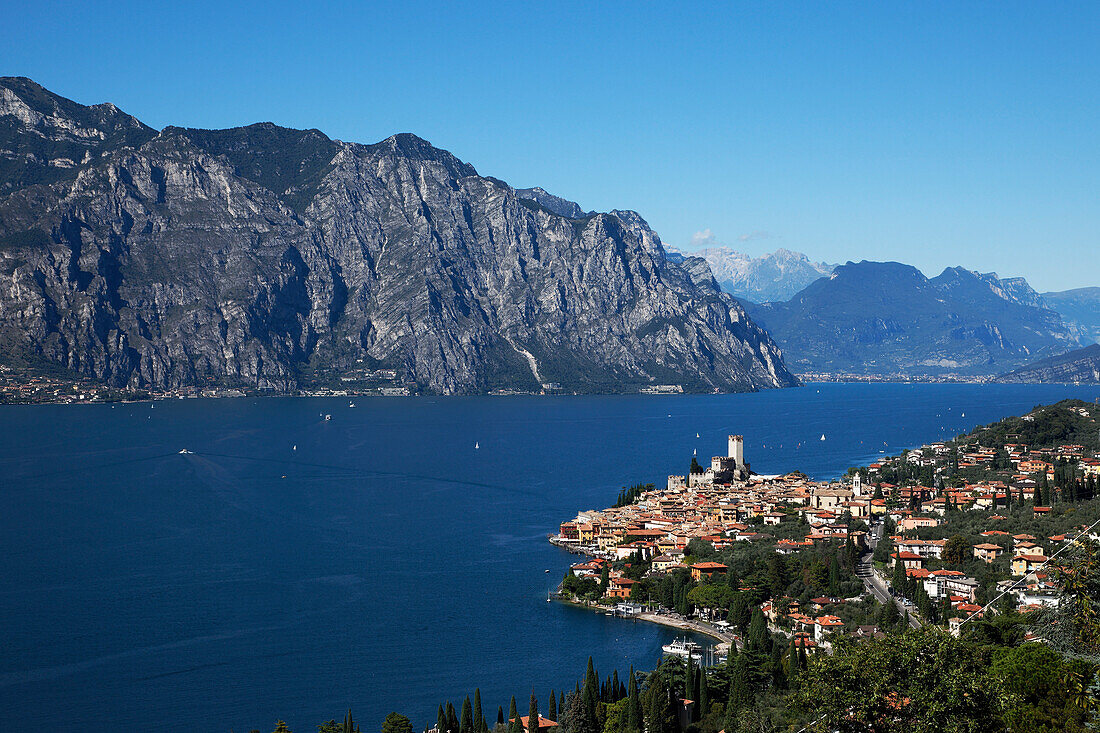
top-left (551, 399), bottom-right (1100, 651)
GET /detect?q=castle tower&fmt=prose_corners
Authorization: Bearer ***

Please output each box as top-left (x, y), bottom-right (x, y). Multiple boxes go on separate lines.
top-left (728, 435), bottom-right (744, 469)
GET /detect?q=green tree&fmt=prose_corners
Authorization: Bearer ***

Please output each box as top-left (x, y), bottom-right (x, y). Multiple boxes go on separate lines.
top-left (474, 690), bottom-right (486, 733)
top-left (943, 535), bottom-right (969, 565)
top-left (438, 706), bottom-right (447, 733)
top-left (527, 695), bottom-right (539, 733)
top-left (799, 627), bottom-right (1008, 732)
top-left (991, 643), bottom-right (1091, 733)
top-left (273, 722), bottom-right (292, 733)
top-left (382, 715), bottom-right (412, 733)
top-left (626, 667), bottom-right (643, 733)
top-left (508, 697), bottom-right (521, 733)
top-left (548, 691), bottom-right (557, 723)
top-left (461, 697), bottom-right (473, 733)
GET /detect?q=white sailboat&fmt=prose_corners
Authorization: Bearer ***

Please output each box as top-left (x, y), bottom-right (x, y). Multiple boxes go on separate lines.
top-left (475, 441), bottom-right (480, 449)
top-left (820, 434), bottom-right (826, 441)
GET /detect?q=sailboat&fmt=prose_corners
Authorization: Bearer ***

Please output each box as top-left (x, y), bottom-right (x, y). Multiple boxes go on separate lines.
top-left (696, 433), bottom-right (700, 438)
top-left (693, 448), bottom-right (697, 456)
top-left (475, 441), bottom-right (480, 450)
top-left (820, 434), bottom-right (826, 441)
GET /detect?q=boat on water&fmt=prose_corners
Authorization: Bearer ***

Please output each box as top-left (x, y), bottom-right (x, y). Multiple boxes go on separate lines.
top-left (324, 414), bottom-right (332, 421)
top-left (661, 637), bottom-right (702, 660)
top-left (475, 441), bottom-right (480, 449)
top-left (820, 434), bottom-right (826, 441)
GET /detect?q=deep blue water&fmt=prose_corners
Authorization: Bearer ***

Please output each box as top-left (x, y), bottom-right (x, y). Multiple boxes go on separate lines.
top-left (2, 382), bottom-right (1100, 732)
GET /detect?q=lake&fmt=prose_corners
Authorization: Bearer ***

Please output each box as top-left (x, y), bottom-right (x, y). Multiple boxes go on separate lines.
top-left (2, 382), bottom-right (1099, 731)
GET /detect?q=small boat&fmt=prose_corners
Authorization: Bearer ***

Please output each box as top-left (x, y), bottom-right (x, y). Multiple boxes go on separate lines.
top-left (544, 569), bottom-right (550, 573)
top-left (178, 449), bottom-right (192, 454)
top-left (693, 448), bottom-right (697, 456)
top-left (820, 434), bottom-right (826, 441)
top-left (547, 590), bottom-right (552, 603)
top-left (349, 402), bottom-right (356, 408)
top-left (324, 414), bottom-right (332, 421)
top-left (474, 441), bottom-right (480, 449)
top-left (696, 433), bottom-right (700, 438)
top-left (292, 445), bottom-right (297, 451)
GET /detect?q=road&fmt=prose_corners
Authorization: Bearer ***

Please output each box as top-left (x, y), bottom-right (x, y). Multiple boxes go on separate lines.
top-left (856, 520), bottom-right (922, 629)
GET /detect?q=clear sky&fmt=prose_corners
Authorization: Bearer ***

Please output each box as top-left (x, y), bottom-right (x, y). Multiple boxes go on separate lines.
top-left (2, 1), bottom-right (1098, 292)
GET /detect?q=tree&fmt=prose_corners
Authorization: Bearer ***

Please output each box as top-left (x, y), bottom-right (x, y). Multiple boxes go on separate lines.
top-left (698, 666), bottom-right (709, 719)
top-left (828, 555), bottom-right (841, 596)
top-left (626, 667), bottom-right (643, 733)
top-left (438, 706), bottom-right (447, 733)
top-left (527, 695), bottom-right (539, 733)
top-left (508, 697), bottom-right (521, 733)
top-left (461, 697), bottom-right (473, 733)
top-left (643, 674), bottom-right (676, 733)
top-left (273, 722), bottom-right (292, 733)
top-left (943, 535), bottom-right (969, 565)
top-left (447, 704), bottom-right (459, 733)
top-left (342, 710), bottom-right (359, 733)
top-left (724, 657), bottom-right (755, 730)
top-left (474, 690), bottom-right (486, 733)
top-left (548, 691), bottom-right (557, 723)
top-left (799, 628), bottom-right (1008, 732)
top-left (383, 714), bottom-right (413, 733)
top-left (497, 708), bottom-right (504, 727)
top-left (991, 643), bottom-right (1091, 732)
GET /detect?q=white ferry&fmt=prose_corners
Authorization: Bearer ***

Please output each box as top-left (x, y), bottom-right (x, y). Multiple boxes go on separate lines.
top-left (661, 637), bottom-right (702, 660)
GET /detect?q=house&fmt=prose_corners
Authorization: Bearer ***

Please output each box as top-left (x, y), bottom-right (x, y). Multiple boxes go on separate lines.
top-left (972, 543), bottom-right (1005, 563)
top-left (690, 562), bottom-right (728, 582)
top-left (1012, 554), bottom-right (1049, 576)
top-left (650, 554), bottom-right (683, 572)
top-left (814, 615), bottom-right (845, 642)
top-left (892, 551), bottom-right (925, 571)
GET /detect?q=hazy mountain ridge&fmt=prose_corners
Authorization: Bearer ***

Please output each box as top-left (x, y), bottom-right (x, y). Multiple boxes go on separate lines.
top-left (743, 261), bottom-right (1081, 376)
top-left (667, 245), bottom-right (835, 302)
top-left (0, 78), bottom-right (797, 395)
top-left (1042, 287), bottom-right (1100, 345)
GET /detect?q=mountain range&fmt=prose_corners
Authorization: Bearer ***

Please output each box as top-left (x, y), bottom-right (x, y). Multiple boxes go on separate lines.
top-left (0, 77), bottom-right (796, 395)
top-left (742, 261), bottom-right (1081, 376)
top-left (666, 245), bottom-right (835, 303)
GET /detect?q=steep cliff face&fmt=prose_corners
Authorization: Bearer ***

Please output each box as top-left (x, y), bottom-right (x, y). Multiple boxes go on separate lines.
top-left (997, 344), bottom-right (1100, 384)
top-left (0, 78), bottom-right (797, 394)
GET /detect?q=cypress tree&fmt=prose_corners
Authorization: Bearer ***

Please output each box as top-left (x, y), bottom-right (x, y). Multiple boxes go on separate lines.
top-left (724, 657), bottom-right (754, 731)
top-left (611, 670), bottom-right (620, 702)
top-left (527, 694), bottom-right (539, 733)
top-left (626, 667), bottom-right (642, 733)
top-left (698, 667), bottom-right (709, 719)
top-left (548, 691), bottom-right (557, 722)
top-left (438, 706), bottom-right (447, 733)
top-left (461, 697), bottom-right (473, 733)
top-left (798, 642), bottom-right (808, 672)
top-left (447, 703), bottom-right (459, 733)
top-left (473, 690), bottom-right (485, 733)
top-left (828, 555), bottom-right (841, 596)
top-left (497, 707), bottom-right (505, 727)
top-left (787, 638), bottom-right (799, 687)
top-left (343, 710), bottom-right (356, 733)
top-left (747, 608), bottom-right (770, 654)
top-left (508, 696), bottom-right (520, 733)
top-left (684, 654), bottom-right (694, 703)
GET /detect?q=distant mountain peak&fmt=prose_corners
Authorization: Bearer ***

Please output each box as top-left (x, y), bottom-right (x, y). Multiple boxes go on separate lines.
top-left (676, 245), bottom-right (834, 303)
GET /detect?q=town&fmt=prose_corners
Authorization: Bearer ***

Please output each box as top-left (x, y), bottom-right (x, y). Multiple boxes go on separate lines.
top-left (551, 399), bottom-right (1100, 652)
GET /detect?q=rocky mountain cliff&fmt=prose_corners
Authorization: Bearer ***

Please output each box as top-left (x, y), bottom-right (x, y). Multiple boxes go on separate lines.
top-left (998, 344), bottom-right (1100, 384)
top-left (743, 261), bottom-right (1080, 376)
top-left (667, 246), bottom-right (835, 303)
top-left (0, 78), bottom-right (797, 395)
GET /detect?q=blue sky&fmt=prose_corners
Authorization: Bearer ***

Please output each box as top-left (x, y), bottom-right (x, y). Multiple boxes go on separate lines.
top-left (2, 1), bottom-right (1098, 291)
